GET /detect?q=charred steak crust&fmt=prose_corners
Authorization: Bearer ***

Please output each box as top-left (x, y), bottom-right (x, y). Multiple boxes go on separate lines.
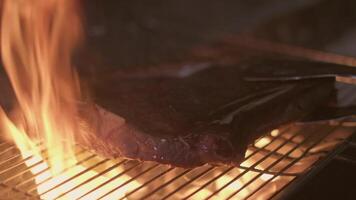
top-left (77, 62), bottom-right (338, 168)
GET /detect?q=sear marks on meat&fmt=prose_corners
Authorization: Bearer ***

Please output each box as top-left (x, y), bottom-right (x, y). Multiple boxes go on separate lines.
top-left (77, 59), bottom-right (356, 168)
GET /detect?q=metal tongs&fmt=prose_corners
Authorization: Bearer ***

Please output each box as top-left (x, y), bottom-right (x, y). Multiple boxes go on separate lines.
top-left (242, 59), bottom-right (356, 125)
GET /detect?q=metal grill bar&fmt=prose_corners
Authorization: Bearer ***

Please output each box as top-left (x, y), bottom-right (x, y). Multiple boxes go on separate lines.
top-left (162, 166), bottom-right (216, 200)
top-left (27, 154), bottom-right (96, 194)
top-left (226, 127), bottom-right (335, 199)
top-left (0, 180), bottom-right (33, 199)
top-left (98, 163), bottom-right (160, 199)
top-left (0, 149), bottom-right (89, 198)
top-left (204, 126), bottom-right (311, 200)
top-left (54, 159), bottom-right (128, 199)
top-left (37, 158), bottom-right (111, 196)
top-left (183, 166), bottom-right (235, 200)
top-left (243, 126), bottom-right (343, 200)
top-left (2, 148), bottom-right (86, 184)
top-left (0, 145), bottom-right (16, 157)
top-left (120, 166), bottom-right (175, 199)
top-left (14, 149), bottom-right (89, 189)
top-left (182, 128), bottom-right (293, 200)
top-left (73, 161), bottom-right (143, 199)
top-left (184, 129), bottom-right (297, 199)
top-left (139, 168), bottom-right (193, 199)
top-left (0, 142), bottom-right (43, 168)
top-left (0, 148), bottom-right (46, 178)
top-left (236, 166), bottom-right (299, 177)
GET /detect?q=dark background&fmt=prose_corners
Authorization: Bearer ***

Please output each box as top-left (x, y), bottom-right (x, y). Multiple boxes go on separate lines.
top-left (82, 0), bottom-right (356, 68)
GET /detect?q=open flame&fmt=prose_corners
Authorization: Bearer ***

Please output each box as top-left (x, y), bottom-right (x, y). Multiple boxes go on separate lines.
top-left (0, 0), bottom-right (140, 199)
top-left (0, 0), bottom-right (82, 174)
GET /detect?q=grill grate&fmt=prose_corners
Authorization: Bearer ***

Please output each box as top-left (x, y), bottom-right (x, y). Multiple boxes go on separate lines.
top-left (0, 73), bottom-right (355, 200)
top-left (0, 121), bottom-right (354, 199)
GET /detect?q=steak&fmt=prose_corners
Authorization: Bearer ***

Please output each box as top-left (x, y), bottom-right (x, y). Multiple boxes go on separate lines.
top-left (77, 59), bottom-right (356, 168)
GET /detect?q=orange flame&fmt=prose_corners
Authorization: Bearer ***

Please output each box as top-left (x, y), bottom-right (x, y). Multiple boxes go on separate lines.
top-left (0, 1), bottom-right (143, 199)
top-left (0, 0), bottom-right (82, 173)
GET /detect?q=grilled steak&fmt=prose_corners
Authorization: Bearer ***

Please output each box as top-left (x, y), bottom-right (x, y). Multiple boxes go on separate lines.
top-left (77, 59), bottom-right (356, 168)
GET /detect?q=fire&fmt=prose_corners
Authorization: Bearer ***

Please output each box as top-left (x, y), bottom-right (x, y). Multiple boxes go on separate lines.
top-left (0, 0), bottom-right (82, 174)
top-left (0, 0), bottom-right (141, 199)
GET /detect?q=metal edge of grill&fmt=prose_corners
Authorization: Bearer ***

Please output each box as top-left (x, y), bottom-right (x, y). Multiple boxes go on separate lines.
top-left (271, 131), bottom-right (355, 200)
